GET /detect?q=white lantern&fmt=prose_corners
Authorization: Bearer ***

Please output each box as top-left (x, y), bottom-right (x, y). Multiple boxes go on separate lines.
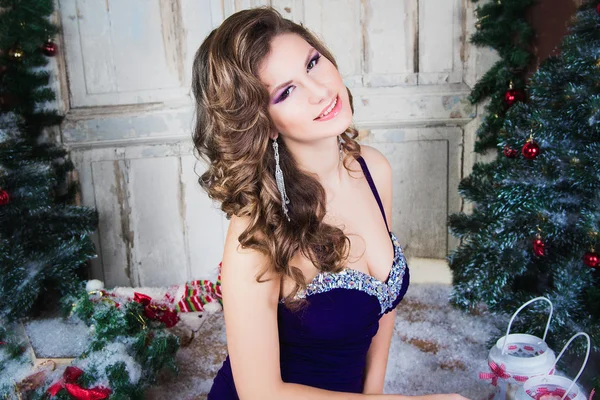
top-left (516, 332), bottom-right (591, 400)
top-left (481, 297), bottom-right (557, 400)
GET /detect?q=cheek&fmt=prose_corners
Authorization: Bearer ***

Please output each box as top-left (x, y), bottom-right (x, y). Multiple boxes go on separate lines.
top-left (269, 101), bottom-right (309, 133)
top-left (323, 61), bottom-right (343, 83)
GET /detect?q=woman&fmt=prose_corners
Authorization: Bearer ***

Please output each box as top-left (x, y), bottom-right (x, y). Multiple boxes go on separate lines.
top-left (192, 7), bottom-right (468, 400)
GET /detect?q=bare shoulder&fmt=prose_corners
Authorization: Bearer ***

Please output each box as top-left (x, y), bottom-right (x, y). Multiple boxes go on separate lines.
top-left (222, 214), bottom-right (279, 295)
top-left (359, 144), bottom-right (392, 186)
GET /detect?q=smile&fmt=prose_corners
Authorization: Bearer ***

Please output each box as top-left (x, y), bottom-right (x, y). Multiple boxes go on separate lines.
top-left (314, 95), bottom-right (341, 121)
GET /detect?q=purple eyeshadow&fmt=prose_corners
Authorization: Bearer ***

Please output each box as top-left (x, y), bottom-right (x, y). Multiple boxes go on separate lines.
top-left (271, 51), bottom-right (321, 104)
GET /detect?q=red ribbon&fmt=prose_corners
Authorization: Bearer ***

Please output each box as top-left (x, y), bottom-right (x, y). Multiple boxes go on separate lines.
top-left (479, 361), bottom-right (529, 386)
top-left (133, 292), bottom-right (179, 328)
top-left (47, 366), bottom-right (111, 400)
top-left (531, 387), bottom-right (573, 400)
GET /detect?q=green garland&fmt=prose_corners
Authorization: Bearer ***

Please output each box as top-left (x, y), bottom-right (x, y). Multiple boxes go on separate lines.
top-left (469, 0), bottom-right (536, 152)
top-left (0, 290), bottom-right (180, 399)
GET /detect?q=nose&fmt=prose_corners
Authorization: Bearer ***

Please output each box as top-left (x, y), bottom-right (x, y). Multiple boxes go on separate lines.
top-left (305, 76), bottom-right (330, 105)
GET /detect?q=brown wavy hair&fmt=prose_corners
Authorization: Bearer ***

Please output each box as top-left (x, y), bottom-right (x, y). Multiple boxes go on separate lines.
top-left (191, 7), bottom-right (362, 305)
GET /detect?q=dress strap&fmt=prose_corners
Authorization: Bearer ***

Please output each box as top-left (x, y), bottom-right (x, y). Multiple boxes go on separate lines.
top-left (355, 156), bottom-right (390, 232)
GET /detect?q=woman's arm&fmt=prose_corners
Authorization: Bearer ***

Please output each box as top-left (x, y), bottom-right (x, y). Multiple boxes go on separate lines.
top-left (363, 309), bottom-right (396, 394)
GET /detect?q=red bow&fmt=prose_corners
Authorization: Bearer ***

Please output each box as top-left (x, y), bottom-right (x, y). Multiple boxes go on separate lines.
top-left (133, 292), bottom-right (179, 328)
top-left (479, 361), bottom-right (529, 386)
top-left (47, 367), bottom-right (111, 400)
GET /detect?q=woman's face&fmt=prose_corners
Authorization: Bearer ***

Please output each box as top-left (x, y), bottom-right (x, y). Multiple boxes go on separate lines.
top-left (258, 33), bottom-right (352, 143)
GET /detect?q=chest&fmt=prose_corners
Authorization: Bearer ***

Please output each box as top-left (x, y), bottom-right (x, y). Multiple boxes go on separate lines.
top-left (280, 176), bottom-right (394, 299)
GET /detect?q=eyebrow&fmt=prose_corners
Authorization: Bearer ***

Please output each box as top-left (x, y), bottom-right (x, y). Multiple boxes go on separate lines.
top-left (269, 46), bottom-right (316, 98)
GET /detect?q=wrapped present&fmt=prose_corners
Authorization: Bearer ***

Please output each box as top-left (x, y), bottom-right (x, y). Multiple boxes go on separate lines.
top-left (108, 263), bottom-right (223, 315)
top-left (516, 332), bottom-right (591, 400)
top-left (480, 297), bottom-right (557, 400)
top-left (176, 265), bottom-right (222, 313)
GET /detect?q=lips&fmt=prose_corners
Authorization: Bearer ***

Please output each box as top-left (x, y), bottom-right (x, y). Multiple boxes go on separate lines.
top-left (314, 95), bottom-right (341, 121)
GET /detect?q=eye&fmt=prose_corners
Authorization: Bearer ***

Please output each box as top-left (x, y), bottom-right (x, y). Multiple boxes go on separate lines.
top-left (307, 53), bottom-right (321, 71)
top-left (276, 86), bottom-right (295, 103)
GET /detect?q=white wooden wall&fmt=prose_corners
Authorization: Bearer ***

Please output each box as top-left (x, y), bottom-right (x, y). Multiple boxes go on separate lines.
top-left (55, 0), bottom-right (492, 288)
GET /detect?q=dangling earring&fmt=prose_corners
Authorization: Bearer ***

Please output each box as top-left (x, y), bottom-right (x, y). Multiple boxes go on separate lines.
top-left (273, 138), bottom-right (290, 221)
top-left (338, 135), bottom-right (345, 161)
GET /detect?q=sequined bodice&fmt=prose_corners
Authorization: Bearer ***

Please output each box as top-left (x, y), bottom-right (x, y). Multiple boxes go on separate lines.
top-left (294, 231), bottom-right (407, 315)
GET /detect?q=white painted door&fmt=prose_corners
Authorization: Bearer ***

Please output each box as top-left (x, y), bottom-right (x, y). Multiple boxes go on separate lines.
top-left (57, 0), bottom-right (488, 288)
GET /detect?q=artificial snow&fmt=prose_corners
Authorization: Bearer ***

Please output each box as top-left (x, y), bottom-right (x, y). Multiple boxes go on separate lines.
top-left (24, 317), bottom-right (91, 358)
top-left (73, 339), bottom-right (142, 386)
top-left (0, 350), bottom-right (31, 393)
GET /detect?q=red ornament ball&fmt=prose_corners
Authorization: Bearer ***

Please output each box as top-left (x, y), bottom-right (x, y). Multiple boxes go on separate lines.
top-left (597, 4), bottom-right (600, 15)
top-left (503, 145), bottom-right (518, 158)
top-left (504, 88), bottom-right (525, 107)
top-left (533, 238), bottom-right (545, 257)
top-left (0, 190), bottom-right (9, 205)
top-left (522, 140), bottom-right (540, 160)
top-left (42, 40), bottom-right (57, 57)
top-left (583, 251), bottom-right (599, 268)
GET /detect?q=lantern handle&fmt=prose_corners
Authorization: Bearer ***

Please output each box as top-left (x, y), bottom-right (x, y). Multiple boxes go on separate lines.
top-left (501, 297), bottom-right (553, 355)
top-left (549, 332), bottom-right (591, 400)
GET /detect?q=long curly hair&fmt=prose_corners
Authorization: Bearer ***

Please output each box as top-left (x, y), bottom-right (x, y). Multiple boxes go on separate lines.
top-left (191, 7), bottom-right (362, 305)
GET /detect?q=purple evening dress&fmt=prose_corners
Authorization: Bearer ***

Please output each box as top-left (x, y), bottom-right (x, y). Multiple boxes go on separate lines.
top-left (207, 156), bottom-right (410, 398)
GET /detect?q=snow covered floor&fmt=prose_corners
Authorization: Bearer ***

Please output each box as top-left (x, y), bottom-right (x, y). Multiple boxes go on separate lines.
top-left (146, 284), bottom-right (501, 400)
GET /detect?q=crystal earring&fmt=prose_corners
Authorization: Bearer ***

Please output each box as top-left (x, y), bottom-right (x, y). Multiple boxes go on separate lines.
top-left (338, 135), bottom-right (345, 161)
top-left (273, 138), bottom-right (290, 221)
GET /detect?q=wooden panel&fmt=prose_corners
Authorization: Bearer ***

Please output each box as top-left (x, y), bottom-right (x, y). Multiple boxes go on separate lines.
top-left (363, 0), bottom-right (418, 87)
top-left (61, 105), bottom-right (194, 145)
top-left (271, 0), bottom-right (304, 23)
top-left (362, 127), bottom-right (463, 258)
top-left (60, 0), bottom-right (118, 97)
top-left (73, 142), bottom-right (232, 285)
top-left (98, 0), bottom-right (180, 91)
top-left (234, 0), bottom-right (271, 10)
top-left (391, 139), bottom-right (447, 259)
top-left (59, 0), bottom-right (206, 107)
top-left (303, 0), bottom-right (362, 86)
top-left (352, 84), bottom-right (474, 128)
top-left (180, 155), bottom-right (228, 281)
top-left (223, 0), bottom-right (270, 17)
top-left (181, 0), bottom-right (219, 87)
top-left (91, 160), bottom-right (132, 288)
top-left (419, 0), bottom-right (463, 84)
top-left (70, 151), bottom-right (104, 282)
top-left (209, 0), bottom-right (225, 26)
top-left (128, 157), bottom-right (188, 286)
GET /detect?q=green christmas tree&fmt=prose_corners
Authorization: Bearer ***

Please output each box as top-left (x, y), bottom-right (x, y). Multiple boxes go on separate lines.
top-left (449, 0), bottom-right (600, 388)
top-left (0, 0), bottom-right (98, 322)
